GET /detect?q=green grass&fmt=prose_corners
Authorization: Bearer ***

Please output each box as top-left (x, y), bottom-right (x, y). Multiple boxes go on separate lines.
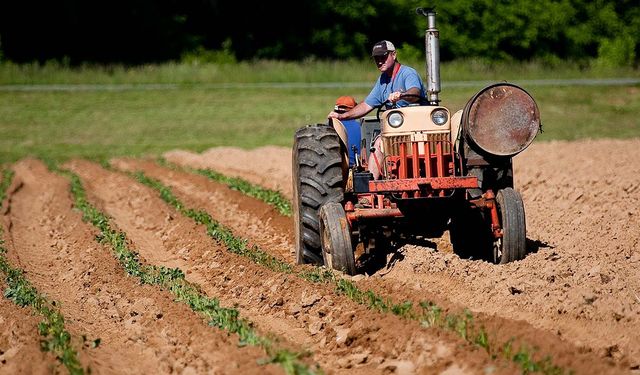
top-left (0, 87), bottom-right (337, 163)
top-left (1, 83), bottom-right (638, 165)
top-left (1, 59), bottom-right (639, 85)
top-left (0, 169), bottom-right (85, 374)
top-left (1, 60), bottom-right (639, 165)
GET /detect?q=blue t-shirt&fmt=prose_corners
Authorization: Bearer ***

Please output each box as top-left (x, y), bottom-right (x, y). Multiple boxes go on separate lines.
top-left (364, 64), bottom-right (426, 108)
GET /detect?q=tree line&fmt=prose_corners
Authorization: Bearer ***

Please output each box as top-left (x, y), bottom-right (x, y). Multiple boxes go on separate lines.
top-left (0, 0), bottom-right (637, 67)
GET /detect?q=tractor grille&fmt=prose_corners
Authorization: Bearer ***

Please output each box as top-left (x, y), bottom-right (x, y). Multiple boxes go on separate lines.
top-left (383, 132), bottom-right (455, 179)
top-left (384, 135), bottom-right (411, 156)
top-left (383, 132), bottom-right (451, 155)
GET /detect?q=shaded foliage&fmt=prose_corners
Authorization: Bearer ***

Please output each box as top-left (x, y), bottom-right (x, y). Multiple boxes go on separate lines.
top-left (432, 0), bottom-right (639, 66)
top-left (0, 0), bottom-right (637, 66)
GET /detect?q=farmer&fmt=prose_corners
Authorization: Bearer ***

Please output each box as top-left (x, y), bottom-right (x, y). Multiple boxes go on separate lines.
top-left (327, 40), bottom-right (426, 178)
top-left (333, 96), bottom-right (361, 167)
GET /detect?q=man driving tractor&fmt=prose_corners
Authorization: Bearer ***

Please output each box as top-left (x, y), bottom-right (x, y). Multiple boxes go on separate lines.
top-left (328, 40), bottom-right (426, 179)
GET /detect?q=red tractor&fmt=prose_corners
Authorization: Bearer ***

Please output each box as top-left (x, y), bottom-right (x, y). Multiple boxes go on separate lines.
top-left (292, 8), bottom-right (540, 275)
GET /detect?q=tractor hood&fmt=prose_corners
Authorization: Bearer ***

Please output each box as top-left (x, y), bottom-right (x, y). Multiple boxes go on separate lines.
top-left (381, 106), bottom-right (451, 135)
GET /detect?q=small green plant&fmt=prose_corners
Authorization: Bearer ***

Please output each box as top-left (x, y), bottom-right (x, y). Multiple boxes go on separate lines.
top-left (474, 327), bottom-right (490, 352)
top-left (0, 169), bottom-right (85, 374)
top-left (390, 301), bottom-right (414, 317)
top-left (509, 344), bottom-right (566, 375)
top-left (419, 301), bottom-right (442, 328)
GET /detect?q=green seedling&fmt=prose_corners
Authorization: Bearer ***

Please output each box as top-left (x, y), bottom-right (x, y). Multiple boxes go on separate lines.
top-left (0, 169), bottom-right (85, 374)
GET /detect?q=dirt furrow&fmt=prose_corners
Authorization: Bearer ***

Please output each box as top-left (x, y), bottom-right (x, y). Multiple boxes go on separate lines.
top-left (102, 158), bottom-right (512, 374)
top-left (0, 287), bottom-right (57, 374)
top-left (164, 146), bottom-right (293, 198)
top-left (1, 169), bottom-right (56, 374)
top-left (3, 159), bottom-right (274, 374)
top-left (375, 139), bottom-right (640, 369)
top-left (133, 159), bottom-right (293, 263)
top-left (163, 140), bottom-right (640, 373)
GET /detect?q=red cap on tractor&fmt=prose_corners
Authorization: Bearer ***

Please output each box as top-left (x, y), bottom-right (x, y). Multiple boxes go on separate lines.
top-left (334, 96), bottom-right (357, 112)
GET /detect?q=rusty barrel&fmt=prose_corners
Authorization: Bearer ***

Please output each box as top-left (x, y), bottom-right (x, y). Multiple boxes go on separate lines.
top-left (462, 83), bottom-right (540, 157)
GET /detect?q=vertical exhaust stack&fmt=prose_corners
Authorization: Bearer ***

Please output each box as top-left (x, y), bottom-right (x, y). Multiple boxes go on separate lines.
top-left (417, 8), bottom-right (441, 105)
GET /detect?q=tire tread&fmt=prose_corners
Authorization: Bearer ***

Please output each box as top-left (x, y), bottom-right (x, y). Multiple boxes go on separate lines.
top-left (293, 125), bottom-right (345, 265)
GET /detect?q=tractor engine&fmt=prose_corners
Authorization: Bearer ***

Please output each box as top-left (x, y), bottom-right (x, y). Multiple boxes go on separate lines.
top-left (378, 106), bottom-right (460, 198)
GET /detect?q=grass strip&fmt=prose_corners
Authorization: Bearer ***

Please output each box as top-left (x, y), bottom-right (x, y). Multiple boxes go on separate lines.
top-left (0, 169), bottom-right (85, 375)
top-left (61, 168), bottom-right (315, 375)
top-left (131, 169), bottom-right (568, 375)
top-left (158, 158), bottom-right (292, 217)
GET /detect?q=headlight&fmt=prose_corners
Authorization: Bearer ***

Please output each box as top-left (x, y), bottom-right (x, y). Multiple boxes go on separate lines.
top-left (388, 112), bottom-right (404, 128)
top-left (431, 109), bottom-right (449, 126)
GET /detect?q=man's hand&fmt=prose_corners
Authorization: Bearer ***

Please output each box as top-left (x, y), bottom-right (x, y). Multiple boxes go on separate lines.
top-left (390, 87), bottom-right (421, 104)
top-left (388, 90), bottom-right (404, 103)
top-left (328, 102), bottom-right (372, 121)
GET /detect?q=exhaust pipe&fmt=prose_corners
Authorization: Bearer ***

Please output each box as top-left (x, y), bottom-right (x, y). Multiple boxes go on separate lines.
top-left (417, 8), bottom-right (441, 105)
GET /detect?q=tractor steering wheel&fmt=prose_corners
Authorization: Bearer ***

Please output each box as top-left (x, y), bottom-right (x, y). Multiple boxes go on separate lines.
top-left (375, 94), bottom-right (427, 121)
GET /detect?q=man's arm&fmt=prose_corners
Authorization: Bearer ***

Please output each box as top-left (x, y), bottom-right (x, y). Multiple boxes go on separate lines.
top-left (388, 86), bottom-right (421, 104)
top-left (328, 102), bottom-right (374, 120)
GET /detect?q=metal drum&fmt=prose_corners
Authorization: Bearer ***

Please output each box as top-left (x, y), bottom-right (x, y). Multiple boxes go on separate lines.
top-left (463, 83), bottom-right (540, 157)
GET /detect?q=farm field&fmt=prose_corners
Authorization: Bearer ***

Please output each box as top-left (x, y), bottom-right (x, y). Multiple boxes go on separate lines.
top-left (1, 138), bottom-right (639, 374)
top-left (1, 60), bottom-right (639, 374)
top-left (163, 139), bottom-right (640, 372)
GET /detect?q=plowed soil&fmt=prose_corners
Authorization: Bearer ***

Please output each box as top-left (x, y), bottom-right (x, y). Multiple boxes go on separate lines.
top-left (0, 289), bottom-right (55, 374)
top-left (163, 138), bottom-right (640, 374)
top-left (1, 160), bottom-right (278, 375)
top-left (1, 138), bottom-right (638, 374)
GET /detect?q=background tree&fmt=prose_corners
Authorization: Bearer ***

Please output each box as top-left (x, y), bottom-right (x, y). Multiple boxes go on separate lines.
top-left (0, 0), bottom-right (637, 66)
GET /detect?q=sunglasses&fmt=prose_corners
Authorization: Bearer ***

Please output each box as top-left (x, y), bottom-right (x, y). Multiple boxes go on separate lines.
top-left (373, 52), bottom-right (390, 63)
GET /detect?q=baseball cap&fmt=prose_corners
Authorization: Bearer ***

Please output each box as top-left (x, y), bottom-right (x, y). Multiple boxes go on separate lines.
top-left (371, 40), bottom-right (396, 56)
top-left (334, 96), bottom-right (357, 112)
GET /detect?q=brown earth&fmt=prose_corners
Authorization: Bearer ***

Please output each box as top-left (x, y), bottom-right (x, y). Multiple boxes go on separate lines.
top-left (0, 289), bottom-right (57, 374)
top-left (0, 139), bottom-right (637, 374)
top-left (163, 138), bottom-right (640, 374)
top-left (1, 172), bottom-right (59, 375)
top-left (109, 158), bottom-right (512, 374)
top-left (1, 159), bottom-right (279, 374)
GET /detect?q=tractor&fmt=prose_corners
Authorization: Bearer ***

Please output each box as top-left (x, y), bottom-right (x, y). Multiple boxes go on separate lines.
top-left (292, 8), bottom-right (540, 275)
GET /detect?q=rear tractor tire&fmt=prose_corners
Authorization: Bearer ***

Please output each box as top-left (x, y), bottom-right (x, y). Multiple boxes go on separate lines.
top-left (494, 188), bottom-right (526, 263)
top-left (319, 202), bottom-right (356, 275)
top-left (292, 124), bottom-right (347, 265)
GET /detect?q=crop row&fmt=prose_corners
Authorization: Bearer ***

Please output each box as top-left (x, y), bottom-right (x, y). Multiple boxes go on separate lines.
top-left (61, 168), bottom-right (316, 375)
top-left (0, 159), bottom-right (573, 374)
top-left (158, 158), bottom-right (292, 217)
top-left (132, 162), bottom-right (568, 375)
top-left (0, 169), bottom-right (85, 374)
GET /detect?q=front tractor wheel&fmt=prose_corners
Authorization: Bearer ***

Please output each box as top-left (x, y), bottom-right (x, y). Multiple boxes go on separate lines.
top-left (494, 188), bottom-right (526, 263)
top-left (319, 202), bottom-right (356, 275)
